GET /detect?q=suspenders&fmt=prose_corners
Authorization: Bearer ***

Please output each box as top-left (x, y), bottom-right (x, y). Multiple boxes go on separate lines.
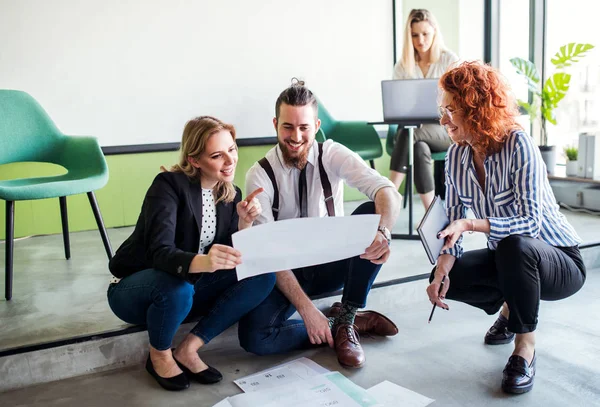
top-left (258, 142), bottom-right (335, 221)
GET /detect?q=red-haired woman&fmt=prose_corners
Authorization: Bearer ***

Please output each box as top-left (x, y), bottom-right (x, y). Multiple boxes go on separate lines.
top-left (426, 61), bottom-right (585, 394)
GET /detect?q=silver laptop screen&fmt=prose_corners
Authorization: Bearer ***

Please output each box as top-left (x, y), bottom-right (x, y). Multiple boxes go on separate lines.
top-left (381, 79), bottom-right (440, 121)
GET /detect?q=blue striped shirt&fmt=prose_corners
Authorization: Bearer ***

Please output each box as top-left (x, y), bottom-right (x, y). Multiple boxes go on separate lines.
top-left (442, 130), bottom-right (581, 259)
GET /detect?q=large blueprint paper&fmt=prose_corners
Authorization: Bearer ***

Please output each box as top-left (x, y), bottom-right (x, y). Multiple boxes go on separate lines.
top-left (233, 215), bottom-right (380, 280)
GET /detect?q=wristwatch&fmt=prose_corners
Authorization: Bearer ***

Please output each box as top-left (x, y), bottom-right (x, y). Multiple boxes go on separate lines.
top-left (377, 225), bottom-right (391, 246)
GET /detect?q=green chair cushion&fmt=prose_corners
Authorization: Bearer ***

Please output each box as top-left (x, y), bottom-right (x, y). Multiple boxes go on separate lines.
top-left (431, 151), bottom-right (447, 161)
top-left (316, 98), bottom-right (383, 162)
top-left (325, 122), bottom-right (383, 161)
top-left (0, 90), bottom-right (109, 201)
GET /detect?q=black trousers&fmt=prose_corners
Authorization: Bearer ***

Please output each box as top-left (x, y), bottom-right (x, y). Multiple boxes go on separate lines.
top-left (429, 235), bottom-right (586, 333)
top-left (389, 124), bottom-right (451, 194)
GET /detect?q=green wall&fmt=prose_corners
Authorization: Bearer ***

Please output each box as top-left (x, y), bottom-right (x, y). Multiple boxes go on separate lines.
top-left (0, 141), bottom-right (392, 239)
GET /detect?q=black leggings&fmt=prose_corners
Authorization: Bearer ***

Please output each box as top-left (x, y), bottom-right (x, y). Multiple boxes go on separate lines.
top-left (429, 235), bottom-right (586, 333)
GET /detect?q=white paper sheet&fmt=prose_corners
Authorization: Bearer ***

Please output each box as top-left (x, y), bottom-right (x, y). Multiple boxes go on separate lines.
top-left (234, 357), bottom-right (330, 393)
top-left (212, 399), bottom-right (233, 407)
top-left (229, 372), bottom-right (382, 407)
top-left (232, 215), bottom-right (380, 280)
top-left (367, 380), bottom-right (434, 407)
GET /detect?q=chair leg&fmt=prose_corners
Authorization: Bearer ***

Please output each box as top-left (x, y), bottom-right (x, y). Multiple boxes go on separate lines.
top-left (369, 160), bottom-right (376, 169)
top-left (87, 192), bottom-right (113, 260)
top-left (59, 196), bottom-right (71, 260)
top-left (402, 167), bottom-right (409, 209)
top-left (434, 160), bottom-right (446, 198)
top-left (5, 201), bottom-right (14, 301)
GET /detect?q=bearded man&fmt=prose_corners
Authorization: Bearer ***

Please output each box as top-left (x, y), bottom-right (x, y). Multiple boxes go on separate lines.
top-left (239, 79), bottom-right (402, 369)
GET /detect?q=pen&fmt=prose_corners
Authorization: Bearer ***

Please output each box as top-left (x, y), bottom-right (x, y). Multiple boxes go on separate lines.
top-left (428, 275), bottom-right (446, 323)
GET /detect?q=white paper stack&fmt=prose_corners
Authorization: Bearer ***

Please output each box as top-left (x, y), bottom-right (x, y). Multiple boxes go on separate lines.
top-left (211, 358), bottom-right (435, 407)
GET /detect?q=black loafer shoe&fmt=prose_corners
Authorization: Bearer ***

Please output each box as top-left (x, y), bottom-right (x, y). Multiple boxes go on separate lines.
top-left (502, 352), bottom-right (536, 394)
top-left (145, 356), bottom-right (190, 391)
top-left (174, 357), bottom-right (223, 384)
top-left (485, 314), bottom-right (515, 345)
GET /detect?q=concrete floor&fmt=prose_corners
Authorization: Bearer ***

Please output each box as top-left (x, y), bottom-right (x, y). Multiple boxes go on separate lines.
top-left (2, 271), bottom-right (599, 406)
top-left (0, 200), bottom-right (599, 352)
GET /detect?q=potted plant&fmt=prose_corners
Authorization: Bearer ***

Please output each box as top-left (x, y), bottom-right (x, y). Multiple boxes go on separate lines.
top-left (564, 146), bottom-right (578, 177)
top-left (510, 42), bottom-right (595, 174)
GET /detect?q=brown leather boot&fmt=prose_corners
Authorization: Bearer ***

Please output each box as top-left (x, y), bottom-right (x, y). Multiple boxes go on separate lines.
top-left (333, 324), bottom-right (365, 369)
top-left (328, 302), bottom-right (398, 337)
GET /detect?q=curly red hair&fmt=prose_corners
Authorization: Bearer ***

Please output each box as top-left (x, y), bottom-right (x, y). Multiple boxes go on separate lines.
top-left (439, 61), bottom-right (522, 155)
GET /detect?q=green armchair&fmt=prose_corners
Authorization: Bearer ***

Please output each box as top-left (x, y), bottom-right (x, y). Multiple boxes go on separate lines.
top-left (0, 89), bottom-right (113, 300)
top-left (317, 100), bottom-right (383, 169)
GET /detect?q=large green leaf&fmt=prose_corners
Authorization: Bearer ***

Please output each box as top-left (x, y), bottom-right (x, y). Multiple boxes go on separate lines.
top-left (543, 72), bottom-right (571, 109)
top-left (551, 43), bottom-right (595, 69)
top-left (510, 57), bottom-right (540, 93)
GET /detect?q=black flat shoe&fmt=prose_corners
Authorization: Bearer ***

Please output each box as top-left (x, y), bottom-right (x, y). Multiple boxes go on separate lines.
top-left (174, 357), bottom-right (223, 384)
top-left (502, 352), bottom-right (536, 394)
top-left (145, 356), bottom-right (190, 391)
top-left (485, 314), bottom-right (515, 345)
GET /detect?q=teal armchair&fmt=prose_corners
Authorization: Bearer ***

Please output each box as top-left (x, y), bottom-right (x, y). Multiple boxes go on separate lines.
top-left (0, 90), bottom-right (113, 300)
top-left (317, 100), bottom-right (383, 169)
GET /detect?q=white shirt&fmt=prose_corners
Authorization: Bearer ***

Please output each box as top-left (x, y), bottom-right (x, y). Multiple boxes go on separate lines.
top-left (393, 50), bottom-right (459, 79)
top-left (199, 188), bottom-right (217, 254)
top-left (245, 139), bottom-right (395, 224)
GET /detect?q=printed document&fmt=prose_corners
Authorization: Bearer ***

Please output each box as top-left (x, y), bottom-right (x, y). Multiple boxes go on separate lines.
top-left (233, 215), bottom-right (380, 279)
top-left (228, 372), bottom-right (382, 407)
top-left (234, 357), bottom-right (330, 393)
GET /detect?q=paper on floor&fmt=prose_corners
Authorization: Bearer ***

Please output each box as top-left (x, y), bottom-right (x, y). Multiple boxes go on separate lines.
top-left (232, 215), bottom-right (380, 280)
top-left (234, 357), bottom-right (330, 393)
top-left (211, 398), bottom-right (233, 407)
top-left (367, 380), bottom-right (434, 407)
top-left (229, 372), bottom-right (382, 407)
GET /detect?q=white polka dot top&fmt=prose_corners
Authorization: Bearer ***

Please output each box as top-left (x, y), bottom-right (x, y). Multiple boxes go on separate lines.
top-left (109, 187), bottom-right (218, 285)
top-left (198, 188), bottom-right (217, 254)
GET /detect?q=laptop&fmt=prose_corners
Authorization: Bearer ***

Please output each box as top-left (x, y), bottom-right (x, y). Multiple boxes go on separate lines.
top-left (381, 78), bottom-right (440, 122)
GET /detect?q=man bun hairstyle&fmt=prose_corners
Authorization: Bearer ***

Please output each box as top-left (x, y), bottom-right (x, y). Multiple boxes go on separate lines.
top-left (275, 77), bottom-right (319, 119)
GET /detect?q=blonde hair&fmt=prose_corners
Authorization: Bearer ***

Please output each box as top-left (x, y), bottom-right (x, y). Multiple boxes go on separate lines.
top-left (170, 116), bottom-right (237, 204)
top-left (400, 9), bottom-right (446, 78)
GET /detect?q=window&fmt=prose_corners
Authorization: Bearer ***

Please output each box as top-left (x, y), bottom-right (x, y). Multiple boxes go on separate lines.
top-left (546, 0), bottom-right (599, 162)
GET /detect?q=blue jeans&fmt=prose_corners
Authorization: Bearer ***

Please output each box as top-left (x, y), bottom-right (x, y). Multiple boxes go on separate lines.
top-left (238, 202), bottom-right (382, 355)
top-left (108, 268), bottom-right (276, 350)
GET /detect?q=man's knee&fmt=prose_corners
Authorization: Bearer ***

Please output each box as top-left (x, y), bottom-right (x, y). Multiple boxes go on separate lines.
top-left (238, 319), bottom-right (273, 356)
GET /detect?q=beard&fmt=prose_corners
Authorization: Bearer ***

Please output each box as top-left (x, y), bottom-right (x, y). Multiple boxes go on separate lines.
top-left (278, 139), bottom-right (312, 169)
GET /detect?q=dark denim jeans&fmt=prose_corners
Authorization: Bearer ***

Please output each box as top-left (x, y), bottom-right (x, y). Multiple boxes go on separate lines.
top-left (238, 202), bottom-right (382, 355)
top-left (108, 268), bottom-right (276, 350)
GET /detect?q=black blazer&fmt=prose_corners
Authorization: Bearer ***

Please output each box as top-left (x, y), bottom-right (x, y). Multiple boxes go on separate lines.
top-left (109, 171), bottom-right (241, 283)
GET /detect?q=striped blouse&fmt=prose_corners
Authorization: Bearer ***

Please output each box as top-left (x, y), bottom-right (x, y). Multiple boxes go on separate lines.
top-left (442, 130), bottom-right (581, 259)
